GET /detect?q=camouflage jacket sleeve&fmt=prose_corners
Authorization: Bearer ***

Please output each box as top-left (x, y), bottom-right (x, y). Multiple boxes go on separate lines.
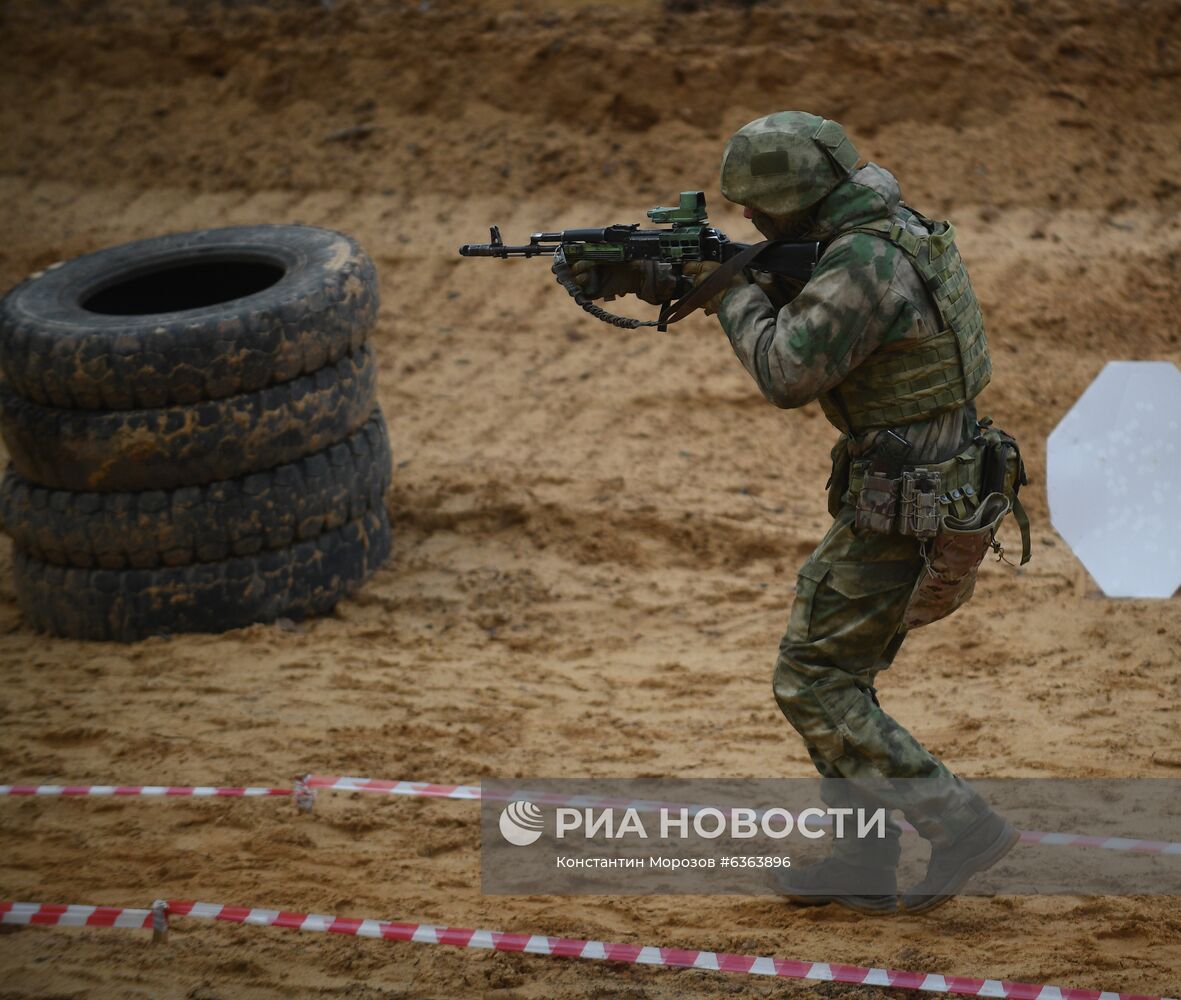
top-left (716, 233), bottom-right (903, 409)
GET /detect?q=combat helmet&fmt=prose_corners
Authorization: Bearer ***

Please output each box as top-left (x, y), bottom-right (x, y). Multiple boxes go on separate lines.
top-left (720, 112), bottom-right (859, 217)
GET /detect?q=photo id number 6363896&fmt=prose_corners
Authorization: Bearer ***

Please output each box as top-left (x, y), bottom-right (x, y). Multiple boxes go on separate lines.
top-left (719, 856), bottom-right (792, 868)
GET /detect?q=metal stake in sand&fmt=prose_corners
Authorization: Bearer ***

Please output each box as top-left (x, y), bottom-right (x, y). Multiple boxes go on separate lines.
top-left (151, 900), bottom-right (169, 944)
top-left (293, 775), bottom-right (316, 814)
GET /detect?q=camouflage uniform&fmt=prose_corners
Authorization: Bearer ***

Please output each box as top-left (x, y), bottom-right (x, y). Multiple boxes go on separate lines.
top-left (717, 160), bottom-right (992, 851)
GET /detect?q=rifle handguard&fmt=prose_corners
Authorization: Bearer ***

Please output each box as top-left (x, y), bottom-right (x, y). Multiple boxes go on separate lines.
top-left (551, 240), bottom-right (782, 331)
top-left (551, 252), bottom-right (660, 330)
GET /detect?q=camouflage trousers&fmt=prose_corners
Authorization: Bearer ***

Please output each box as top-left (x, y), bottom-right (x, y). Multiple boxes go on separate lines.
top-left (774, 506), bottom-right (985, 855)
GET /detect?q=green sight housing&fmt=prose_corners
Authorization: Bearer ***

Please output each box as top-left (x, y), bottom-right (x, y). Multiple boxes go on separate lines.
top-left (645, 191), bottom-right (708, 226)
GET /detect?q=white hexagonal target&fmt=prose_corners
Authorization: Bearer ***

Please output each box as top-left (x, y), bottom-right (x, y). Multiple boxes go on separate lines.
top-left (1047, 361), bottom-right (1181, 598)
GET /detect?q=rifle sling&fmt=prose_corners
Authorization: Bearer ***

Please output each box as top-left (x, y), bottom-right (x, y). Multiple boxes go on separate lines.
top-left (661, 239), bottom-right (774, 326)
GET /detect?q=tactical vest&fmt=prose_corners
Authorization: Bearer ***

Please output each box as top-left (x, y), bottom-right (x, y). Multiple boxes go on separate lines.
top-left (818, 206), bottom-right (992, 435)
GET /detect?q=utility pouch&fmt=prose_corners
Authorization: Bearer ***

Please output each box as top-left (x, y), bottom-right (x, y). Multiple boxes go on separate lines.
top-left (977, 420), bottom-right (1032, 564)
top-left (898, 470), bottom-right (942, 540)
top-left (854, 472), bottom-right (900, 535)
top-left (902, 492), bottom-right (1011, 631)
top-left (980, 436), bottom-right (1013, 498)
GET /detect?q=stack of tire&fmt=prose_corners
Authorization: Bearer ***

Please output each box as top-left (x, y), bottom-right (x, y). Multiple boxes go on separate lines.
top-left (0, 225), bottom-right (391, 641)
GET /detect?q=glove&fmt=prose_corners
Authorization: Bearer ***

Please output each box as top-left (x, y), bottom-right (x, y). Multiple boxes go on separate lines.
top-left (680, 260), bottom-right (750, 315)
top-left (567, 259), bottom-right (678, 305)
top-left (749, 267), bottom-right (805, 306)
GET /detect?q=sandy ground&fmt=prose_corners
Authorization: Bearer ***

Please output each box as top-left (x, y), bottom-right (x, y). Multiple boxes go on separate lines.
top-left (0, 0), bottom-right (1180, 996)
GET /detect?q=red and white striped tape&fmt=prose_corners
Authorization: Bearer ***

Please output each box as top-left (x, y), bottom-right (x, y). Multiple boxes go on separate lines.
top-left (0, 783), bottom-right (289, 799)
top-left (305, 775), bottom-right (481, 800)
top-left (0, 901), bottom-right (154, 930)
top-left (4, 776), bottom-right (1179, 857)
top-left (2, 899), bottom-right (1174, 1000)
top-left (1014, 829), bottom-right (1181, 854)
top-left (304, 776), bottom-right (1181, 857)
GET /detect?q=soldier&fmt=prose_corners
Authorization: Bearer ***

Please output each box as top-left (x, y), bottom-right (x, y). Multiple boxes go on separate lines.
top-left (566, 111), bottom-right (1026, 914)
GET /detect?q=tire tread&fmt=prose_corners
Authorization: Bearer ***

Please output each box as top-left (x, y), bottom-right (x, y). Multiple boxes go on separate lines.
top-left (13, 508), bottom-right (392, 641)
top-left (0, 410), bottom-right (392, 569)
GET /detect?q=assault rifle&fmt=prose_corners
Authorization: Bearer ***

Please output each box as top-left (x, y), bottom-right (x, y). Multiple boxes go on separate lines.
top-left (458, 191), bottom-right (822, 331)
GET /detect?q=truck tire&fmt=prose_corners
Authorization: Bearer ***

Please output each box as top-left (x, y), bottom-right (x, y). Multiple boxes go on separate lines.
top-left (12, 507), bottom-right (392, 642)
top-left (0, 344), bottom-right (377, 492)
top-left (0, 409), bottom-right (391, 569)
top-left (0, 225), bottom-right (378, 410)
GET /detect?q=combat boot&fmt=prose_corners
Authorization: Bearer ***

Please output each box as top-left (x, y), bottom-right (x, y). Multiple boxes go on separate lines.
top-left (773, 775), bottom-right (903, 914)
top-left (774, 855), bottom-right (898, 914)
top-left (899, 809), bottom-right (1019, 914)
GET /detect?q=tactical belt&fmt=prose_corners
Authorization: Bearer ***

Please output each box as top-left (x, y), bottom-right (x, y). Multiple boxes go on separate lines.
top-left (848, 426), bottom-right (1031, 564)
top-left (849, 450), bottom-right (981, 521)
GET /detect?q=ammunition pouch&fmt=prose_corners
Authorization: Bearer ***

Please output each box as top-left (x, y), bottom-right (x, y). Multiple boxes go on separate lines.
top-left (900, 469), bottom-right (942, 540)
top-left (853, 471), bottom-right (900, 535)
